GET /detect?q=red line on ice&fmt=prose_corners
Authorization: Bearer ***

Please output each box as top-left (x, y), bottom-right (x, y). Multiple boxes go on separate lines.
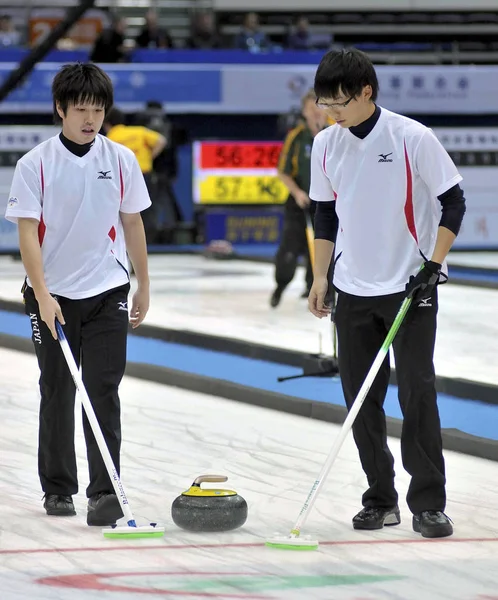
top-left (2, 537), bottom-right (498, 556)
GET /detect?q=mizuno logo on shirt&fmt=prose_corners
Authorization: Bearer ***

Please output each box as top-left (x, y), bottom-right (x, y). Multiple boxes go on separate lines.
top-left (117, 301), bottom-right (128, 311)
top-left (378, 153), bottom-right (393, 163)
top-left (98, 170), bottom-right (112, 179)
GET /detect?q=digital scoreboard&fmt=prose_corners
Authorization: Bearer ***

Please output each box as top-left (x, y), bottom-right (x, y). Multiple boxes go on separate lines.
top-left (193, 141), bottom-right (288, 205)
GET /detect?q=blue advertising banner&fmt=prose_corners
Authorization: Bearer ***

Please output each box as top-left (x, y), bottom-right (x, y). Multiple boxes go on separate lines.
top-left (204, 208), bottom-right (284, 245)
top-left (0, 63), bottom-right (222, 113)
top-left (0, 48), bottom-right (327, 65)
top-left (0, 62), bottom-right (495, 114)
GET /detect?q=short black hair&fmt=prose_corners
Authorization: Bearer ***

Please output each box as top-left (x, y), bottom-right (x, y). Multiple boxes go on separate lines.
top-left (104, 106), bottom-right (126, 127)
top-left (314, 48), bottom-right (378, 102)
top-left (52, 63), bottom-right (114, 124)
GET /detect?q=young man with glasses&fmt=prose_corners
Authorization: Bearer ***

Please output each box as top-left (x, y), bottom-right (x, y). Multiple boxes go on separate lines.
top-left (308, 48), bottom-right (466, 538)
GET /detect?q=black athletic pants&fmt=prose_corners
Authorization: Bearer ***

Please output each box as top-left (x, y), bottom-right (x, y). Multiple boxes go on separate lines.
top-left (141, 171), bottom-right (182, 244)
top-left (275, 205), bottom-right (313, 291)
top-left (24, 283), bottom-right (130, 499)
top-left (334, 288), bottom-right (446, 515)
top-left (141, 172), bottom-right (158, 244)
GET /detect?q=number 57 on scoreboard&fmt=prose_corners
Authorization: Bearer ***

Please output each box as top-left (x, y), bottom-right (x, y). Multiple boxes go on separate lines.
top-left (193, 141), bottom-right (288, 205)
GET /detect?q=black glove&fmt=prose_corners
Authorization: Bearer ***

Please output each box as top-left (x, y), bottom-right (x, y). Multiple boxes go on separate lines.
top-left (405, 261), bottom-right (441, 304)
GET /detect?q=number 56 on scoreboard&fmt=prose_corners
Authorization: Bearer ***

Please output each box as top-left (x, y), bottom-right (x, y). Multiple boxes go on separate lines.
top-left (193, 141), bottom-right (288, 205)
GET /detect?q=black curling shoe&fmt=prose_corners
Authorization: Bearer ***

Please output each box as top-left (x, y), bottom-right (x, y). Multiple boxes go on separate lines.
top-left (43, 494), bottom-right (76, 516)
top-left (87, 492), bottom-right (123, 526)
top-left (352, 506), bottom-right (401, 530)
top-left (270, 286), bottom-right (284, 308)
top-left (412, 511), bottom-right (453, 538)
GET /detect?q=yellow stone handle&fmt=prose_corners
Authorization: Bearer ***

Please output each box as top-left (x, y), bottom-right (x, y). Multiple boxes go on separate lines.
top-left (193, 475), bottom-right (228, 485)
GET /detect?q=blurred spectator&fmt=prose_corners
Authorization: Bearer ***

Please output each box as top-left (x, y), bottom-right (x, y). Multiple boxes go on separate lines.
top-left (277, 106), bottom-right (303, 137)
top-left (287, 15), bottom-right (311, 50)
top-left (0, 15), bottom-right (20, 47)
top-left (271, 89), bottom-right (329, 307)
top-left (90, 15), bottom-right (128, 63)
top-left (135, 101), bottom-right (186, 243)
top-left (103, 106), bottom-right (167, 244)
top-left (186, 12), bottom-right (223, 49)
top-left (135, 9), bottom-right (174, 49)
top-left (287, 15), bottom-right (333, 50)
top-left (233, 12), bottom-right (269, 51)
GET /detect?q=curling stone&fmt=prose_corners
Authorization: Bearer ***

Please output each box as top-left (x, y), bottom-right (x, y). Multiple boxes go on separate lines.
top-left (171, 475), bottom-right (247, 532)
top-left (204, 240), bottom-right (234, 260)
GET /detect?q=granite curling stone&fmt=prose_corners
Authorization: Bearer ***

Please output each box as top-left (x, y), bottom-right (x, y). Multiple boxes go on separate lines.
top-left (204, 240), bottom-right (234, 260)
top-left (172, 475), bottom-right (248, 532)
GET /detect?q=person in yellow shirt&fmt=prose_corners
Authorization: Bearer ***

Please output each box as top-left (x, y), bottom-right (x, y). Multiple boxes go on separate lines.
top-left (103, 107), bottom-right (166, 243)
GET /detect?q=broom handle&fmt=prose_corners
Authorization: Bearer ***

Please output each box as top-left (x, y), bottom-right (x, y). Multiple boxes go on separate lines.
top-left (56, 320), bottom-right (136, 527)
top-left (289, 296), bottom-right (412, 537)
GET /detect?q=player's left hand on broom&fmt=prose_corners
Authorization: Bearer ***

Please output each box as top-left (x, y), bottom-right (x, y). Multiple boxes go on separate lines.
top-left (308, 276), bottom-right (331, 319)
top-left (129, 286), bottom-right (150, 328)
top-left (405, 260), bottom-right (441, 304)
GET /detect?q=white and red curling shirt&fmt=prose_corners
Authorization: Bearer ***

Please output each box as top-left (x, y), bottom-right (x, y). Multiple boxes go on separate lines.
top-left (5, 134), bottom-right (151, 299)
top-left (310, 108), bottom-right (462, 297)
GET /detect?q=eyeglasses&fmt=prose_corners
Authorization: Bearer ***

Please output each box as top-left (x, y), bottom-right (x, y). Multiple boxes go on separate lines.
top-left (315, 96), bottom-right (355, 110)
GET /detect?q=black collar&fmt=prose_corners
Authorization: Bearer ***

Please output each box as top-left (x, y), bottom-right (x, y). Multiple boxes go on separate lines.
top-left (59, 132), bottom-right (95, 157)
top-left (349, 105), bottom-right (381, 140)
